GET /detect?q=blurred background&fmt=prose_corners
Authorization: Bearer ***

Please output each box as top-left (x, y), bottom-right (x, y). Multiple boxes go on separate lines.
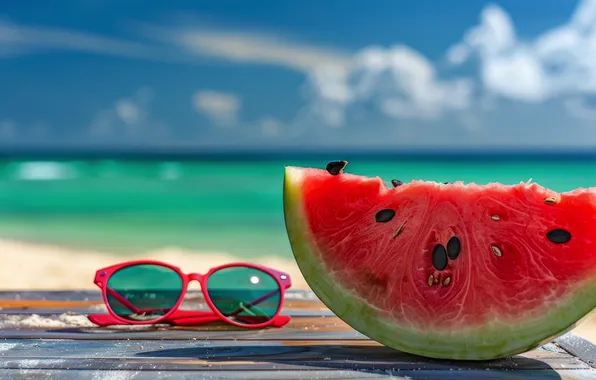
top-left (0, 0), bottom-right (596, 290)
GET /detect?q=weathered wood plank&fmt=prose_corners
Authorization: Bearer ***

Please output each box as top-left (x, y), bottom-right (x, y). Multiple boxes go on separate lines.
top-left (0, 356), bottom-right (591, 376)
top-left (557, 333), bottom-right (596, 368)
top-left (5, 369), bottom-right (595, 380)
top-left (0, 339), bottom-right (585, 371)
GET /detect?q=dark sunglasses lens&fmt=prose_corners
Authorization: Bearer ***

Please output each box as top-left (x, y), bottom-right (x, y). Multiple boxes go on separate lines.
top-left (206, 267), bottom-right (282, 325)
top-left (106, 264), bottom-right (183, 321)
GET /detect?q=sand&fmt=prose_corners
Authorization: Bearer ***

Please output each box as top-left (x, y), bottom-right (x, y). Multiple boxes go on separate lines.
top-left (1, 237), bottom-right (596, 344)
top-left (0, 238), bottom-right (310, 290)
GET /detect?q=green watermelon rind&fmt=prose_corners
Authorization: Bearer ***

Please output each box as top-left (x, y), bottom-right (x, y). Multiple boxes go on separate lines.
top-left (283, 166), bottom-right (596, 361)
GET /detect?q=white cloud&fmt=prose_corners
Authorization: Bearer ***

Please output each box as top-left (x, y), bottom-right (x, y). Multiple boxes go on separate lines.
top-left (1, 19), bottom-right (352, 74)
top-left (303, 45), bottom-right (474, 126)
top-left (115, 100), bottom-right (141, 125)
top-left (0, 19), bottom-right (175, 61)
top-left (257, 116), bottom-right (283, 136)
top-left (192, 90), bottom-right (241, 127)
top-left (162, 28), bottom-right (351, 74)
top-left (445, 43), bottom-right (470, 66)
top-left (88, 87), bottom-right (155, 137)
top-left (447, 0), bottom-right (596, 106)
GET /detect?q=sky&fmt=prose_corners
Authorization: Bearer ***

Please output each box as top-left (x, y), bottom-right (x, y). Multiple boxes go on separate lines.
top-left (1, 0), bottom-right (596, 152)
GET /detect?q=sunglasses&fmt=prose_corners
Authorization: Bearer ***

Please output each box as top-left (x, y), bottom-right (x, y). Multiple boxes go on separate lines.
top-left (87, 260), bottom-right (292, 328)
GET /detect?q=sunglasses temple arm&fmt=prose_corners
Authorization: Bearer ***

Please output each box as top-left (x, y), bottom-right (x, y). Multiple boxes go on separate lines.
top-left (104, 288), bottom-right (182, 315)
top-left (105, 287), bottom-right (142, 314)
top-left (227, 288), bottom-right (281, 317)
top-left (87, 313), bottom-right (135, 327)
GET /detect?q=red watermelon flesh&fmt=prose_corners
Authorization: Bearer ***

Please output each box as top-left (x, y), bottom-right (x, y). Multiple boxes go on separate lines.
top-left (283, 162), bottom-right (596, 360)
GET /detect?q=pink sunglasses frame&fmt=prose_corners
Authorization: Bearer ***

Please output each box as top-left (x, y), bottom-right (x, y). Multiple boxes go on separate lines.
top-left (87, 259), bottom-right (293, 329)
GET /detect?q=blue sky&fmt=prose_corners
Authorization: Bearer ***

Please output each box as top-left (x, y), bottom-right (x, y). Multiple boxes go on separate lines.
top-left (0, 0), bottom-right (595, 151)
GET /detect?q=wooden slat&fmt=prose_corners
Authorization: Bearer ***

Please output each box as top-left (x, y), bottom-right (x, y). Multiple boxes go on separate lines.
top-left (0, 339), bottom-right (586, 370)
top-left (0, 291), bottom-right (595, 379)
top-left (5, 369), bottom-right (596, 379)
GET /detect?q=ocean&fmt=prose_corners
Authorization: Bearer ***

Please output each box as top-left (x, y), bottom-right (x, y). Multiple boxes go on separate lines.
top-left (0, 156), bottom-right (595, 262)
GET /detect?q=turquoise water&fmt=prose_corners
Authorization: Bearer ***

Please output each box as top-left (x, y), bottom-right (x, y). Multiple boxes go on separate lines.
top-left (0, 158), bottom-right (595, 260)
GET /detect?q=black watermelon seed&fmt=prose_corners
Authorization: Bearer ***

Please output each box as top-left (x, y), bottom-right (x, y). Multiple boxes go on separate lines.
top-left (443, 182), bottom-right (451, 184)
top-left (447, 236), bottom-right (461, 260)
top-left (546, 229), bottom-right (571, 244)
top-left (432, 244), bottom-right (448, 271)
top-left (391, 179), bottom-right (403, 187)
top-left (375, 209), bottom-right (395, 223)
top-left (326, 160), bottom-right (347, 175)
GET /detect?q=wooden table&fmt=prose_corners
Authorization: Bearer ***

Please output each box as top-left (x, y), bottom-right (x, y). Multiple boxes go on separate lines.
top-left (0, 290), bottom-right (595, 379)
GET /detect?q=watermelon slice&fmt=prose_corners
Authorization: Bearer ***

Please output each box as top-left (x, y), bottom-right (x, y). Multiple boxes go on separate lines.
top-left (283, 161), bottom-right (596, 360)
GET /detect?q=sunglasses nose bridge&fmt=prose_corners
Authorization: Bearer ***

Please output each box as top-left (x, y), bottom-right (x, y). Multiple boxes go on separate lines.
top-left (188, 273), bottom-right (204, 283)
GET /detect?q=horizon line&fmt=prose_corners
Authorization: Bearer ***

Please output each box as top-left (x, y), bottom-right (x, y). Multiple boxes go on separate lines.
top-left (0, 147), bottom-right (596, 161)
